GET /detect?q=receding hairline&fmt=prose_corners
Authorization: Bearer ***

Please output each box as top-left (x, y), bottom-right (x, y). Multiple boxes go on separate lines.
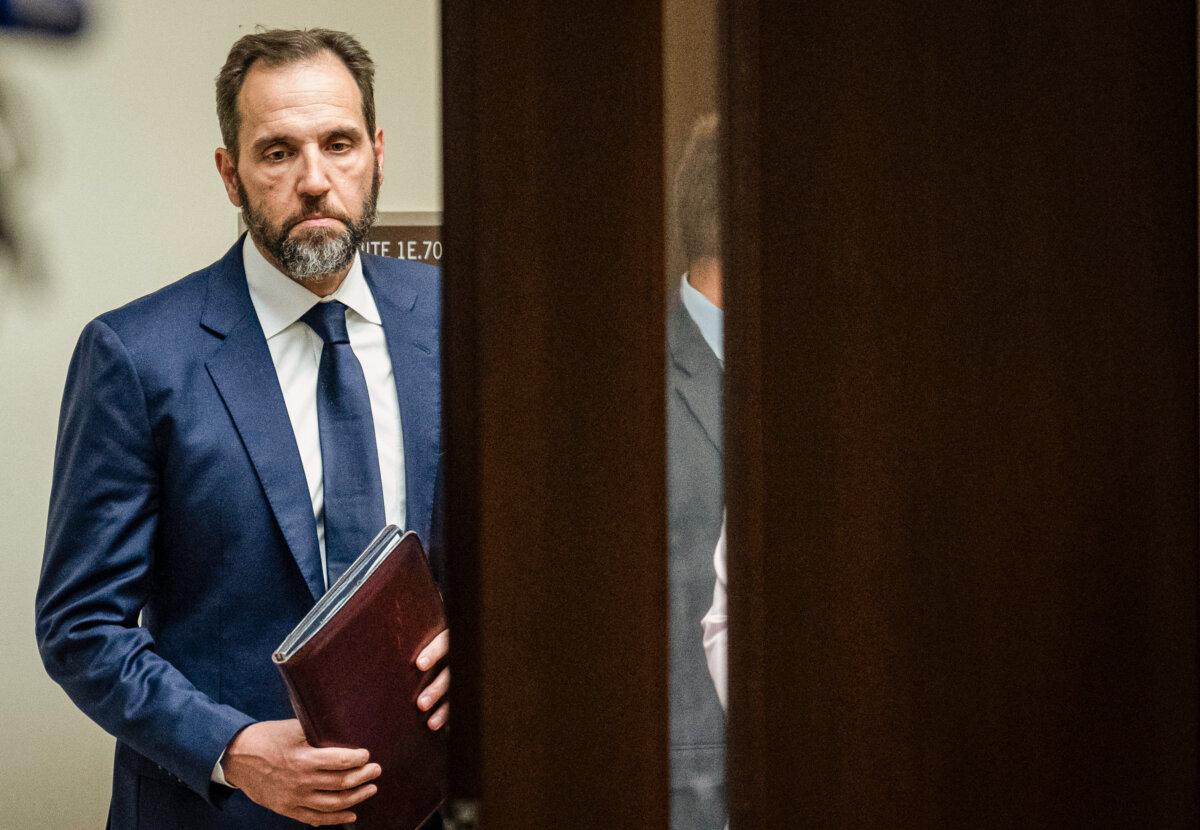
top-left (215, 28), bottom-right (377, 159)
top-left (240, 47), bottom-right (357, 85)
top-left (231, 51), bottom-right (373, 158)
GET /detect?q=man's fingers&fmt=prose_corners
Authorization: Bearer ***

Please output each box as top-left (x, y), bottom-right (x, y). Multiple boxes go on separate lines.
top-left (416, 628), bottom-right (449, 670)
top-left (227, 722), bottom-right (378, 824)
top-left (301, 781), bottom-right (379, 812)
top-left (428, 701), bottom-right (449, 731)
top-left (290, 806), bottom-right (358, 826)
top-left (308, 762), bottom-right (382, 791)
top-left (300, 745), bottom-right (371, 771)
top-left (418, 666), bottom-right (450, 711)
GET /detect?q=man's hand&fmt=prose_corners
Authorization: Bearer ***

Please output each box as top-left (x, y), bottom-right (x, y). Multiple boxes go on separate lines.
top-left (416, 628), bottom-right (450, 730)
top-left (222, 719), bottom-right (381, 826)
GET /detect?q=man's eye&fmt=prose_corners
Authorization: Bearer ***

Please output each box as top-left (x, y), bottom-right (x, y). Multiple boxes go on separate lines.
top-left (329, 141), bottom-right (352, 152)
top-left (264, 149), bottom-right (291, 162)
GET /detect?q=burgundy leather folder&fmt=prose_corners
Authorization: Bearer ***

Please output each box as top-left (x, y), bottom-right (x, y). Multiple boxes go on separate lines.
top-left (273, 526), bottom-right (447, 829)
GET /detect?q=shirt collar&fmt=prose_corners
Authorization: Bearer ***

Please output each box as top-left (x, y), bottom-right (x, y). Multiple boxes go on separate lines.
top-left (242, 234), bottom-right (381, 339)
top-left (680, 272), bottom-right (724, 364)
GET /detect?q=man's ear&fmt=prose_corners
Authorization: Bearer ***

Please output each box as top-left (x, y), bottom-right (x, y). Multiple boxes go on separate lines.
top-left (215, 148), bottom-right (242, 207)
top-left (373, 127), bottom-right (385, 184)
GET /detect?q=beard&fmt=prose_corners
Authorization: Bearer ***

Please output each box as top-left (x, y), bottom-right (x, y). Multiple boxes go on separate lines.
top-left (238, 167), bottom-right (380, 284)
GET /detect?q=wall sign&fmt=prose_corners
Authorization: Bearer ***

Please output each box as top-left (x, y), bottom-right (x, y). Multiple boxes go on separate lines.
top-left (361, 211), bottom-right (443, 265)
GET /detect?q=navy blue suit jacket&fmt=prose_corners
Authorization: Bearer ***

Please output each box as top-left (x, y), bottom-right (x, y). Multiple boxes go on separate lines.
top-left (35, 239), bottom-right (442, 829)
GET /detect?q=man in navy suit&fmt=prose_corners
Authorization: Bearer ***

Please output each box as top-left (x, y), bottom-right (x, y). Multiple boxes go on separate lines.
top-left (36, 29), bottom-right (447, 828)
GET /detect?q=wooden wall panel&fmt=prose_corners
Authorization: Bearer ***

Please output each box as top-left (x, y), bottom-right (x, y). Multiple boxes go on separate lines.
top-left (724, 2), bottom-right (1198, 826)
top-left (442, 3), bottom-right (668, 827)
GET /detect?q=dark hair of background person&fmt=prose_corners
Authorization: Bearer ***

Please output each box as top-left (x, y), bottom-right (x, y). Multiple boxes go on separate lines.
top-left (671, 113), bottom-right (720, 266)
top-left (215, 28), bottom-right (376, 160)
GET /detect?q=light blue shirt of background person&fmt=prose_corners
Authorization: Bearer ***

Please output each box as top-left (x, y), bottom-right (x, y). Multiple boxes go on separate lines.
top-left (680, 274), bottom-right (723, 364)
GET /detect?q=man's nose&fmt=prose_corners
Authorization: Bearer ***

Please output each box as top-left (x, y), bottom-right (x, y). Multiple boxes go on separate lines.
top-left (296, 148), bottom-right (331, 198)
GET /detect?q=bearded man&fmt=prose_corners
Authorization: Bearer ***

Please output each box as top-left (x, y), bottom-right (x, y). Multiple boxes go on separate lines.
top-left (36, 29), bottom-right (447, 829)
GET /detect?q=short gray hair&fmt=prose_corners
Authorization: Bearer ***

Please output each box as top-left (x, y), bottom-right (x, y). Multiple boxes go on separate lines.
top-left (671, 113), bottom-right (721, 264)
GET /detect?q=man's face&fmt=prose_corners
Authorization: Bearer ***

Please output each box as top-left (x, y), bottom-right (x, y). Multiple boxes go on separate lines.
top-left (215, 51), bottom-right (384, 284)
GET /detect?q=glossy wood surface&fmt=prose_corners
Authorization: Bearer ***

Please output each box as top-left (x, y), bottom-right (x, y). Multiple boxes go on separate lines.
top-left (724, 2), bottom-right (1199, 826)
top-left (442, 3), bottom-right (669, 826)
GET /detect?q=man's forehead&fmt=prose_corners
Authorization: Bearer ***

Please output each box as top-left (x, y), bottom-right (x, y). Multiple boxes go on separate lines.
top-left (237, 51), bottom-right (365, 133)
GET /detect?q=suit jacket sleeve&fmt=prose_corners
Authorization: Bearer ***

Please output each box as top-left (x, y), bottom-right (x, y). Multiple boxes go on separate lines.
top-left (35, 319), bottom-right (255, 804)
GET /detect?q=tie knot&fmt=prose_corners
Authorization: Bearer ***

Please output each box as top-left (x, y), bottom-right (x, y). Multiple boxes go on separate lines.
top-left (301, 301), bottom-right (351, 345)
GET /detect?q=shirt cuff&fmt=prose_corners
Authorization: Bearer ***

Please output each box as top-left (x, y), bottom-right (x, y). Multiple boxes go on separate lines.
top-left (211, 751), bottom-right (236, 788)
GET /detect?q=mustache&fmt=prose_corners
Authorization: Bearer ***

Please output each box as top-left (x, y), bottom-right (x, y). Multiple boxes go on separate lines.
top-left (282, 199), bottom-right (353, 234)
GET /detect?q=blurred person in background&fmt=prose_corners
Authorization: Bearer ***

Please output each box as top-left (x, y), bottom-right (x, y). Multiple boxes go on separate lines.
top-left (668, 112), bottom-right (727, 830)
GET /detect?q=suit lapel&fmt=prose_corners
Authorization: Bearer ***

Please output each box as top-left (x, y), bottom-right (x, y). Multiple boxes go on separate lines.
top-left (202, 241), bottom-right (325, 601)
top-left (669, 302), bottom-right (723, 455)
top-left (362, 258), bottom-right (440, 547)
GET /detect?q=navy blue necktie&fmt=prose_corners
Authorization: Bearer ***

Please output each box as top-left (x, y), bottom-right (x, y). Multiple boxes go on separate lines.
top-left (301, 300), bottom-right (386, 587)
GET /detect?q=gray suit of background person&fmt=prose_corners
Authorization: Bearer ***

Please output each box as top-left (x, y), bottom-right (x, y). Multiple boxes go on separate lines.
top-left (668, 114), bottom-right (726, 830)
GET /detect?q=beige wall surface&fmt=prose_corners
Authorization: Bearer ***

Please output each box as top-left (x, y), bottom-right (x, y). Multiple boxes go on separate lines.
top-left (0, 2), bottom-right (440, 825)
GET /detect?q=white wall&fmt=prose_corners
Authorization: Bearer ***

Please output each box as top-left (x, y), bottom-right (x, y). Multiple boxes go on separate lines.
top-left (0, 2), bottom-right (440, 825)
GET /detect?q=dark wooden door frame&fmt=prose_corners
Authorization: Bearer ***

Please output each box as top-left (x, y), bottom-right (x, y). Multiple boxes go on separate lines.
top-left (722, 2), bottom-right (1199, 826)
top-left (720, 2), bottom-right (769, 827)
top-left (442, 2), bottom-right (1198, 826)
top-left (441, 3), bottom-right (669, 827)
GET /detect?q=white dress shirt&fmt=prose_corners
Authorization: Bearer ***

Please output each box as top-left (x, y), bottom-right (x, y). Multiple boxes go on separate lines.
top-left (680, 273), bottom-right (724, 363)
top-left (214, 236), bottom-right (406, 786)
top-left (701, 520), bottom-right (728, 710)
top-left (243, 235), bottom-right (406, 583)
